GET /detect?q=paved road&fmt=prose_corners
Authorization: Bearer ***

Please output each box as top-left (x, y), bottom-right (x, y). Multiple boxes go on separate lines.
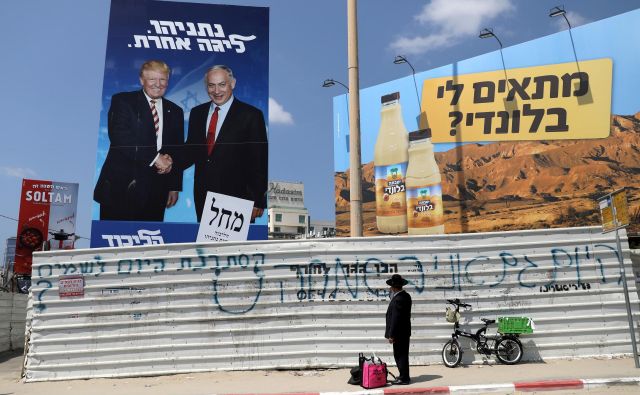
top-left (2, 350), bottom-right (639, 395)
top-left (518, 388), bottom-right (638, 394)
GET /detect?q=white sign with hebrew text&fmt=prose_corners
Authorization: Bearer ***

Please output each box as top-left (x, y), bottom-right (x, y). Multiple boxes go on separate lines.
top-left (197, 192), bottom-right (253, 242)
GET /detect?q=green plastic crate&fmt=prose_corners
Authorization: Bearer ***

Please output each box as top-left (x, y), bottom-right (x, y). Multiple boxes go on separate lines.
top-left (498, 316), bottom-right (534, 334)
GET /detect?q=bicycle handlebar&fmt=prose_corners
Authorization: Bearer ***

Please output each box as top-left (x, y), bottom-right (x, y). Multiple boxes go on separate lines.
top-left (446, 298), bottom-right (471, 308)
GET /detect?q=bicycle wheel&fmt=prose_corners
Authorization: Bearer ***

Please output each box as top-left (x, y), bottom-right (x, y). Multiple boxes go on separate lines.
top-left (495, 336), bottom-right (523, 365)
top-left (442, 339), bottom-right (462, 368)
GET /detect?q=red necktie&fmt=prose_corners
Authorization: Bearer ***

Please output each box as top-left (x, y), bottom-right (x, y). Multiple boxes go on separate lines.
top-left (150, 99), bottom-right (159, 135)
top-left (206, 106), bottom-right (220, 155)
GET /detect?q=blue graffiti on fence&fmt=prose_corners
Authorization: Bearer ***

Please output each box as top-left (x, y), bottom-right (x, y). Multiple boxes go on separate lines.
top-left (30, 244), bottom-right (624, 313)
top-left (212, 251), bottom-right (265, 314)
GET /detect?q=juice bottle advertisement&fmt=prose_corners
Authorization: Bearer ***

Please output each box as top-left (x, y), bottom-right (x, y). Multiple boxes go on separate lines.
top-left (374, 92), bottom-right (409, 233)
top-left (405, 129), bottom-right (444, 235)
top-left (333, 10), bottom-right (639, 237)
top-left (373, 93), bottom-right (444, 234)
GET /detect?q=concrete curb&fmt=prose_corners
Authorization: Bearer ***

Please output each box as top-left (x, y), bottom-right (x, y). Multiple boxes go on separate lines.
top-left (223, 377), bottom-right (640, 395)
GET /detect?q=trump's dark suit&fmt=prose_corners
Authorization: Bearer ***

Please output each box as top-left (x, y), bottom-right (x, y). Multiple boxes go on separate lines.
top-left (183, 98), bottom-right (268, 222)
top-left (385, 290), bottom-right (412, 382)
top-left (94, 90), bottom-right (184, 221)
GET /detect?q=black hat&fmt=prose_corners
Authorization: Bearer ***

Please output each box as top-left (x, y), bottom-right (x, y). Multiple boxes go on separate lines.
top-left (386, 274), bottom-right (408, 287)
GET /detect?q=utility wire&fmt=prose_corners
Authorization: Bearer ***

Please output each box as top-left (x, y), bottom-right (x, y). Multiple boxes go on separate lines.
top-left (0, 213), bottom-right (89, 240)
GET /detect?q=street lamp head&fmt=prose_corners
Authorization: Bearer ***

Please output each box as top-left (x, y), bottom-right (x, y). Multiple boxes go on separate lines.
top-left (323, 78), bottom-right (349, 91)
top-left (479, 28), bottom-right (503, 48)
top-left (394, 55), bottom-right (415, 73)
top-left (549, 6), bottom-right (566, 18)
top-left (393, 55), bottom-right (407, 65)
top-left (479, 28), bottom-right (495, 39)
top-left (549, 5), bottom-right (572, 29)
top-left (322, 79), bottom-right (336, 88)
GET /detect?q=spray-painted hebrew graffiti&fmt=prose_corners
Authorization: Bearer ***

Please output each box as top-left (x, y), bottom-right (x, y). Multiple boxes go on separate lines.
top-left (31, 242), bottom-right (625, 313)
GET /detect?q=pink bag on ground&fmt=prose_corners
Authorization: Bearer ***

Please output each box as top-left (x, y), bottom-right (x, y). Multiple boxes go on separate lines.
top-left (361, 359), bottom-right (388, 389)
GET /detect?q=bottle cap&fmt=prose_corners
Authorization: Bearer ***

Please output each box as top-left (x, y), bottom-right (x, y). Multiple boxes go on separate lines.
top-left (409, 128), bottom-right (432, 141)
top-left (381, 92), bottom-right (400, 104)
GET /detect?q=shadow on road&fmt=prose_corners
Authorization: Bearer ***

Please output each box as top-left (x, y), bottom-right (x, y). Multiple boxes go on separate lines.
top-left (0, 349), bottom-right (22, 364)
top-left (410, 374), bottom-right (444, 383)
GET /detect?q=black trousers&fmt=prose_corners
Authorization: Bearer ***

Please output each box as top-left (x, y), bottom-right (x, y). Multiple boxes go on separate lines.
top-left (393, 338), bottom-right (410, 381)
top-left (99, 181), bottom-right (168, 222)
top-left (99, 198), bottom-right (166, 221)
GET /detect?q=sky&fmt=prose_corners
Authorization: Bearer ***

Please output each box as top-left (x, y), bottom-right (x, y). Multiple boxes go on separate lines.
top-left (0, 0), bottom-right (638, 252)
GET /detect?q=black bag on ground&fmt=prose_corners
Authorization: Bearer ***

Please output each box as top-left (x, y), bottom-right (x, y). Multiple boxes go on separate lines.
top-left (347, 352), bottom-right (367, 385)
top-left (347, 365), bottom-right (362, 385)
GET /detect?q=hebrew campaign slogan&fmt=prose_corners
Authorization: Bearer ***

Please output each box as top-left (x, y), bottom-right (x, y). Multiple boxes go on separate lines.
top-left (422, 58), bottom-right (612, 143)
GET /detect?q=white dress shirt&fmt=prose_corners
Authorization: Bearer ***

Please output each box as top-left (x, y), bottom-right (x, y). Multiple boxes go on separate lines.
top-left (143, 91), bottom-right (163, 166)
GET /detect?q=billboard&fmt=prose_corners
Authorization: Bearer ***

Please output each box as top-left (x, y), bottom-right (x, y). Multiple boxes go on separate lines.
top-left (333, 9), bottom-right (640, 237)
top-left (15, 179), bottom-right (79, 275)
top-left (91, 0), bottom-right (269, 247)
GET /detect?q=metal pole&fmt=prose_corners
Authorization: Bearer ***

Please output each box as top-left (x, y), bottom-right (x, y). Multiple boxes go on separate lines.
top-left (347, 0), bottom-right (363, 237)
top-left (612, 197), bottom-right (640, 368)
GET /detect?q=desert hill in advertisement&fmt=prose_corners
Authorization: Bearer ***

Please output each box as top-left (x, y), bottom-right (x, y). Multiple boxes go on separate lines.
top-left (335, 113), bottom-right (640, 236)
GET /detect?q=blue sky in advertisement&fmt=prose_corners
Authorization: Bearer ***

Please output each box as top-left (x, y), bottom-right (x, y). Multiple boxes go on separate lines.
top-left (0, 0), bottom-right (639, 250)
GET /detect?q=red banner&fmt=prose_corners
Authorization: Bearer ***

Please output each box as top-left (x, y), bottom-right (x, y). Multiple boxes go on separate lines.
top-left (15, 179), bottom-right (52, 275)
top-left (14, 179), bottom-right (79, 275)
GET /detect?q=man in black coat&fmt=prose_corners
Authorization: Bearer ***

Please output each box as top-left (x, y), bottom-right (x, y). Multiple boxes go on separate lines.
top-left (182, 65), bottom-right (267, 223)
top-left (385, 274), bottom-right (412, 385)
top-left (94, 60), bottom-right (183, 221)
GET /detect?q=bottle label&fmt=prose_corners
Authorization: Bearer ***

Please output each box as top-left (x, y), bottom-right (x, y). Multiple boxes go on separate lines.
top-left (406, 182), bottom-right (444, 228)
top-left (375, 163), bottom-right (407, 217)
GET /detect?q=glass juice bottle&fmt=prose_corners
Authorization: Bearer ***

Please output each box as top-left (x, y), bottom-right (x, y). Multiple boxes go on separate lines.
top-left (405, 129), bottom-right (445, 234)
top-left (374, 92), bottom-right (408, 234)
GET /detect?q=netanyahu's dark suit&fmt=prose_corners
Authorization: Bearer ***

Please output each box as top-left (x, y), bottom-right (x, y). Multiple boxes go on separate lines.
top-left (94, 90), bottom-right (184, 221)
top-left (385, 290), bottom-right (412, 382)
top-left (183, 98), bottom-right (268, 222)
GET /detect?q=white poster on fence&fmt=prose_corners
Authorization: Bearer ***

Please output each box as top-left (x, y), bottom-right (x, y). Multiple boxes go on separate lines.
top-left (196, 192), bottom-right (253, 242)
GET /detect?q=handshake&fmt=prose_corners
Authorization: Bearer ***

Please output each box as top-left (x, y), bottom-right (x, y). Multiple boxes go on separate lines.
top-left (154, 153), bottom-right (174, 174)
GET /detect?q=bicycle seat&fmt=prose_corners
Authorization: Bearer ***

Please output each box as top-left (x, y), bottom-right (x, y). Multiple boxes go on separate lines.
top-left (481, 318), bottom-right (496, 325)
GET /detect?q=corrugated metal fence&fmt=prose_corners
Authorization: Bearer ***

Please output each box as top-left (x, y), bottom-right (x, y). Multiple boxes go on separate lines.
top-left (0, 292), bottom-right (27, 352)
top-left (25, 226), bottom-right (639, 381)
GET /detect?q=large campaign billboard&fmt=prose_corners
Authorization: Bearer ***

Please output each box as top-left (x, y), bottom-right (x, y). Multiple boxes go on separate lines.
top-left (15, 179), bottom-right (79, 275)
top-left (91, 0), bottom-right (269, 247)
top-left (334, 9), bottom-right (640, 237)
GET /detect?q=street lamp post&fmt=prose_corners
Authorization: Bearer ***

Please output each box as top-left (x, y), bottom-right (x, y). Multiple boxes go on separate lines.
top-left (479, 28), bottom-right (510, 91)
top-left (347, 0), bottom-right (363, 237)
top-left (549, 5), bottom-right (581, 72)
top-left (393, 55), bottom-right (421, 112)
top-left (322, 78), bottom-right (351, 152)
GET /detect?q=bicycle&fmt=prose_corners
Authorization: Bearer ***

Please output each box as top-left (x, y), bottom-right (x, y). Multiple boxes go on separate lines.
top-left (441, 299), bottom-right (524, 368)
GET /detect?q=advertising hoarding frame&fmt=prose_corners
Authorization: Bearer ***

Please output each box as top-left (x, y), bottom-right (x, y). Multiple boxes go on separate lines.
top-left (333, 10), bottom-right (640, 239)
top-left (90, 0), bottom-right (269, 248)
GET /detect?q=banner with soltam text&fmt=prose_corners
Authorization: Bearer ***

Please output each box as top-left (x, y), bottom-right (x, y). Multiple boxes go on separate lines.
top-left (15, 179), bottom-right (79, 275)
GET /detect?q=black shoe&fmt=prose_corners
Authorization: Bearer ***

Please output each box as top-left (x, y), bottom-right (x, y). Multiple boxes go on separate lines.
top-left (391, 379), bottom-right (410, 385)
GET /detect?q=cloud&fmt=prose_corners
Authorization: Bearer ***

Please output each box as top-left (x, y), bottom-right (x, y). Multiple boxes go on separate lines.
top-left (553, 11), bottom-right (589, 31)
top-left (269, 97), bottom-right (294, 125)
top-left (0, 166), bottom-right (36, 179)
top-left (390, 0), bottom-right (515, 55)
